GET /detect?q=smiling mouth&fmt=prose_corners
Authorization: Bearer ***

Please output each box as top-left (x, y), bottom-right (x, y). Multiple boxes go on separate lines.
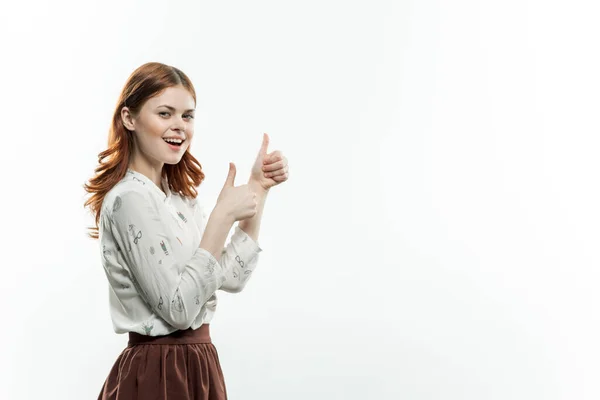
top-left (163, 138), bottom-right (185, 147)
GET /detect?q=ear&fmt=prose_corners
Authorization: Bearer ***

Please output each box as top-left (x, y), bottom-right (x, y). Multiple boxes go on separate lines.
top-left (121, 107), bottom-right (136, 131)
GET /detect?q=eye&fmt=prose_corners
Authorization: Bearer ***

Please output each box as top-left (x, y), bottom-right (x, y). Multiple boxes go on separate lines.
top-left (184, 114), bottom-right (194, 120)
top-left (159, 111), bottom-right (170, 117)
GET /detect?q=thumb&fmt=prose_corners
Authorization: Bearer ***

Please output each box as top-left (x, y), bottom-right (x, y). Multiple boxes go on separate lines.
top-left (258, 132), bottom-right (270, 157)
top-left (224, 162), bottom-right (236, 187)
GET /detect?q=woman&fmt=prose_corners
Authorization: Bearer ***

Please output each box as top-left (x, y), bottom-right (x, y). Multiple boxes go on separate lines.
top-left (84, 62), bottom-right (289, 400)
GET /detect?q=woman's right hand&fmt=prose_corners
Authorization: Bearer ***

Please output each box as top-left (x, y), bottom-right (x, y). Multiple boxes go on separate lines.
top-left (215, 163), bottom-right (258, 222)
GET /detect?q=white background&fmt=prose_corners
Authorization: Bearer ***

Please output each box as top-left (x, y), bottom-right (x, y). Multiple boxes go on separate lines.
top-left (0, 0), bottom-right (598, 399)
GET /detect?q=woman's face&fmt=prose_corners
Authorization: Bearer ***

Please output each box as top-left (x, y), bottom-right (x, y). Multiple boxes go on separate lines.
top-left (122, 85), bottom-right (196, 166)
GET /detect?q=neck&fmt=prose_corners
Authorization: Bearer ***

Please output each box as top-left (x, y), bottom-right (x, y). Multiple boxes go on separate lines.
top-left (129, 150), bottom-right (164, 190)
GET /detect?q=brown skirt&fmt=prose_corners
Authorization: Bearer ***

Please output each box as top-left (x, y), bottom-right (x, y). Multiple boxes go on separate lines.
top-left (97, 324), bottom-right (227, 400)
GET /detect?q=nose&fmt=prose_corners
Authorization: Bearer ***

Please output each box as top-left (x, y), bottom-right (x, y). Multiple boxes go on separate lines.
top-left (172, 116), bottom-right (187, 133)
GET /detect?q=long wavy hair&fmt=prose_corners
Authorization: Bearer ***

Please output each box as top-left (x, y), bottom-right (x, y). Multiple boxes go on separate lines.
top-left (83, 62), bottom-right (205, 239)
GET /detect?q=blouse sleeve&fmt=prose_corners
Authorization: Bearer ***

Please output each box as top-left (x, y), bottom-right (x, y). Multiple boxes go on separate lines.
top-left (106, 190), bottom-right (227, 330)
top-left (192, 200), bottom-right (263, 293)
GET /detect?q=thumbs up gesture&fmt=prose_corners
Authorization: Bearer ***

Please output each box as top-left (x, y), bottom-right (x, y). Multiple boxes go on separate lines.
top-left (249, 133), bottom-right (289, 192)
top-left (215, 162), bottom-right (258, 222)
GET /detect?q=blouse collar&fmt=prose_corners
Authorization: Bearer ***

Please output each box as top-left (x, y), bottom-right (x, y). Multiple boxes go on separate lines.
top-left (126, 168), bottom-right (172, 201)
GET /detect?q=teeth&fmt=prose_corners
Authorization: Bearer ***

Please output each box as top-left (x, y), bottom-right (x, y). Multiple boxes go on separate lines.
top-left (164, 138), bottom-right (183, 144)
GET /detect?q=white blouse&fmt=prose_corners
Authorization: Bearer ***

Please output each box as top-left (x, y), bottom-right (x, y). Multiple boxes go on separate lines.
top-left (98, 169), bottom-right (263, 336)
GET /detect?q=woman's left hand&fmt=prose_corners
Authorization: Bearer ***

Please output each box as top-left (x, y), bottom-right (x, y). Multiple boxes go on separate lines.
top-left (249, 133), bottom-right (289, 192)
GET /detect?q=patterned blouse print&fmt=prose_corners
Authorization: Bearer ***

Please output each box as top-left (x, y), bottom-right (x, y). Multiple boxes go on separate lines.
top-left (98, 169), bottom-right (263, 336)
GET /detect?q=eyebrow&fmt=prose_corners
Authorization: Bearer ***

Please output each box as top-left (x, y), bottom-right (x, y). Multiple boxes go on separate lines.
top-left (157, 104), bottom-right (195, 113)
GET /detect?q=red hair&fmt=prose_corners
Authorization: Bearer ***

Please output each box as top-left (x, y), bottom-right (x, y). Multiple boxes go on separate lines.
top-left (83, 62), bottom-right (205, 239)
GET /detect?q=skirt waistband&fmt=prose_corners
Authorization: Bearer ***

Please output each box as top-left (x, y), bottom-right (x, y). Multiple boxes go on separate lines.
top-left (128, 323), bottom-right (211, 346)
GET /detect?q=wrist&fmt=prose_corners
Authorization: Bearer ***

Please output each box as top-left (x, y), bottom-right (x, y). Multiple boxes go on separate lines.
top-left (248, 180), bottom-right (269, 197)
top-left (212, 204), bottom-right (236, 226)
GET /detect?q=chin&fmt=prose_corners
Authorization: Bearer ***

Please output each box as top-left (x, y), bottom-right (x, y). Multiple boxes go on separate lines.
top-left (164, 156), bottom-right (184, 165)
top-left (162, 148), bottom-right (188, 165)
